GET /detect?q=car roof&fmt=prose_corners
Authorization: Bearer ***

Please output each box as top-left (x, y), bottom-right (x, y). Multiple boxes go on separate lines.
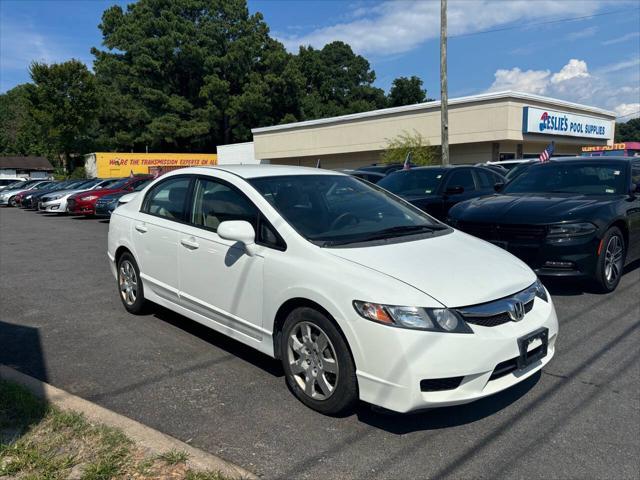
top-left (546, 156), bottom-right (633, 163)
top-left (181, 165), bottom-right (346, 179)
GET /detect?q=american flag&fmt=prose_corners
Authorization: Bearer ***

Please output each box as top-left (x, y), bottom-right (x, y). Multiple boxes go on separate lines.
top-left (403, 151), bottom-right (413, 170)
top-left (539, 141), bottom-right (555, 162)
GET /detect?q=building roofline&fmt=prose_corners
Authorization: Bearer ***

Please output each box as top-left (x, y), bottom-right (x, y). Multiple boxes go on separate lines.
top-left (251, 90), bottom-right (616, 134)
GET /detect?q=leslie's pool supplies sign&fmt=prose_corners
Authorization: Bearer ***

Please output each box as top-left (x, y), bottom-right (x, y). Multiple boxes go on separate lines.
top-left (523, 107), bottom-right (611, 139)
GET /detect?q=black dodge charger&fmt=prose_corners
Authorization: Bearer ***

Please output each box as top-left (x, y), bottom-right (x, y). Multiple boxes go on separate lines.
top-left (448, 157), bottom-right (640, 292)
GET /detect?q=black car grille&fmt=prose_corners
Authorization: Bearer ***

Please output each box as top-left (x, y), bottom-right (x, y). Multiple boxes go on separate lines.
top-left (457, 222), bottom-right (547, 242)
top-left (489, 342), bottom-right (546, 381)
top-left (463, 299), bottom-right (534, 327)
top-left (420, 376), bottom-right (464, 392)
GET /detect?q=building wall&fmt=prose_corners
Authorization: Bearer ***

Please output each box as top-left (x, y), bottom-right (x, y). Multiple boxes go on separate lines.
top-left (252, 93), bottom-right (615, 168)
top-left (217, 142), bottom-right (259, 165)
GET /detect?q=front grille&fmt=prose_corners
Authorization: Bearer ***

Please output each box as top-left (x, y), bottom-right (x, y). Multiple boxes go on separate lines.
top-left (489, 343), bottom-right (546, 381)
top-left (68, 199), bottom-right (76, 209)
top-left (458, 222), bottom-right (547, 242)
top-left (463, 299), bottom-right (534, 327)
top-left (420, 376), bottom-right (464, 392)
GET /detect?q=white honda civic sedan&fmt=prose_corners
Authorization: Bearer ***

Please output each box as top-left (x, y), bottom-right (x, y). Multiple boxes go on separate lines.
top-left (108, 165), bottom-right (558, 415)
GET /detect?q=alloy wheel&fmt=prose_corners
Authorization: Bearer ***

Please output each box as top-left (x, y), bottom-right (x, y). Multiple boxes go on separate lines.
top-left (119, 260), bottom-right (138, 306)
top-left (287, 321), bottom-right (339, 400)
top-left (604, 235), bottom-right (624, 284)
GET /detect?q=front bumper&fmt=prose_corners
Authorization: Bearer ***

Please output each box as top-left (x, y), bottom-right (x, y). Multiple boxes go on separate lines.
top-left (95, 201), bottom-right (116, 217)
top-left (39, 199), bottom-right (65, 212)
top-left (68, 199), bottom-right (96, 215)
top-left (353, 293), bottom-right (558, 413)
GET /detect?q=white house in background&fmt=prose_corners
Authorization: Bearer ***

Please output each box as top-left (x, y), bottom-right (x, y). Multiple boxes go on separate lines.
top-left (216, 141), bottom-right (261, 165)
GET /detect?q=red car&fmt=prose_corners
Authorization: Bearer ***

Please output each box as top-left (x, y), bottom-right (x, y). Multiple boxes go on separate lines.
top-left (67, 176), bottom-right (152, 216)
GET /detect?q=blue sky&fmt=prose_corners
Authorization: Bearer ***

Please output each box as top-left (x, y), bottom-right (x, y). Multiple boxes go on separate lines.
top-left (2, 0), bottom-right (639, 119)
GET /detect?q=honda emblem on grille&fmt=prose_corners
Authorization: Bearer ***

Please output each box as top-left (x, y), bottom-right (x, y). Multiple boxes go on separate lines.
top-left (509, 301), bottom-right (526, 322)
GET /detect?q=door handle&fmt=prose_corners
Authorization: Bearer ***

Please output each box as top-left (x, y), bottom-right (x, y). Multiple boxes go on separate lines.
top-left (180, 237), bottom-right (200, 250)
top-left (135, 224), bottom-right (148, 233)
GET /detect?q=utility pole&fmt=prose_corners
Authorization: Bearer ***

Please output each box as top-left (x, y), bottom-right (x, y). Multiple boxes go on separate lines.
top-left (440, 0), bottom-right (449, 165)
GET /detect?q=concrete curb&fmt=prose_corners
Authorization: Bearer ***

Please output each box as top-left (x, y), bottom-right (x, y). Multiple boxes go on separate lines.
top-left (0, 365), bottom-right (256, 479)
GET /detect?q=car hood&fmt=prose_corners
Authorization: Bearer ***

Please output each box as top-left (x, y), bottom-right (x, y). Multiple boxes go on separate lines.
top-left (399, 193), bottom-right (441, 204)
top-left (327, 230), bottom-right (535, 307)
top-left (452, 193), bottom-right (617, 223)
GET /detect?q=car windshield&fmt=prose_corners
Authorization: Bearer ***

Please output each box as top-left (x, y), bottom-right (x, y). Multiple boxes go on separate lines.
top-left (249, 174), bottom-right (445, 246)
top-left (34, 182), bottom-right (53, 190)
top-left (377, 169), bottom-right (445, 196)
top-left (134, 179), bottom-right (152, 191)
top-left (503, 162), bottom-right (627, 195)
top-left (505, 163), bottom-right (535, 181)
top-left (100, 178), bottom-right (127, 189)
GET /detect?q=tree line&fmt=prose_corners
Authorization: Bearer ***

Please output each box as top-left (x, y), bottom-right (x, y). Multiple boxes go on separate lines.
top-left (0, 0), bottom-right (431, 171)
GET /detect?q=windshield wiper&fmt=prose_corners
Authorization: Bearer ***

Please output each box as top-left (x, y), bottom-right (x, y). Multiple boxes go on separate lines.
top-left (320, 224), bottom-right (447, 247)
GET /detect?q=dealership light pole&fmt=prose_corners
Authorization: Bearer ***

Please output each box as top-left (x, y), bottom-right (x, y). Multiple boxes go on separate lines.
top-left (440, 0), bottom-right (449, 166)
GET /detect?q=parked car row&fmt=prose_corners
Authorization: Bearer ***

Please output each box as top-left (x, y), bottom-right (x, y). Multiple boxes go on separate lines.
top-left (1, 175), bottom-right (153, 216)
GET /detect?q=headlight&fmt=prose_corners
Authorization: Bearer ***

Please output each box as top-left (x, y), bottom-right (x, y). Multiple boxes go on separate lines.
top-left (353, 301), bottom-right (473, 333)
top-left (80, 195), bottom-right (98, 201)
top-left (547, 222), bottom-right (596, 238)
top-left (534, 278), bottom-right (548, 302)
top-left (48, 194), bottom-right (64, 201)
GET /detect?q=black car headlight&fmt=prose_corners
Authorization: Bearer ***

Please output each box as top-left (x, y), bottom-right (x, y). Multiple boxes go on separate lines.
top-left (547, 222), bottom-right (596, 238)
top-left (353, 301), bottom-right (473, 333)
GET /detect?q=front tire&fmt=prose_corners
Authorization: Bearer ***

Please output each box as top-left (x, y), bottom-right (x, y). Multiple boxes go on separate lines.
top-left (280, 307), bottom-right (358, 415)
top-left (8, 196), bottom-right (17, 207)
top-left (117, 252), bottom-right (146, 314)
top-left (594, 226), bottom-right (626, 292)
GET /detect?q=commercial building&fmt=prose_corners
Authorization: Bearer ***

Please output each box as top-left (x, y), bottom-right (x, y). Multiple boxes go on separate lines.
top-left (0, 156), bottom-right (54, 179)
top-left (250, 91), bottom-right (616, 169)
top-left (581, 142), bottom-right (640, 157)
top-left (83, 152), bottom-right (217, 178)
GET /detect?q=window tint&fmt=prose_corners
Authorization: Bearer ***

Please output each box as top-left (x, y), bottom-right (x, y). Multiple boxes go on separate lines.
top-left (475, 170), bottom-right (494, 188)
top-left (143, 177), bottom-right (190, 220)
top-left (190, 178), bottom-right (257, 230)
top-left (447, 170), bottom-right (476, 191)
top-left (189, 178), bottom-right (284, 249)
top-left (377, 169), bottom-right (446, 195)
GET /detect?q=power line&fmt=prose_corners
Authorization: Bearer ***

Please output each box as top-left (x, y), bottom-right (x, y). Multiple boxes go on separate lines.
top-left (450, 9), bottom-right (638, 39)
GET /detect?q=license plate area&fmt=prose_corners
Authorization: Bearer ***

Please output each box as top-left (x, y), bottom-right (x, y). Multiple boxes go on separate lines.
top-left (517, 327), bottom-right (548, 369)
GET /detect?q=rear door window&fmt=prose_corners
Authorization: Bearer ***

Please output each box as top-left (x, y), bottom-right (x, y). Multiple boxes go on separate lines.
top-left (446, 169), bottom-right (476, 191)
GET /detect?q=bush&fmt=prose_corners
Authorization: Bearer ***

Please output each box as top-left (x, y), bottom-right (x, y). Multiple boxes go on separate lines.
top-left (381, 129), bottom-right (440, 166)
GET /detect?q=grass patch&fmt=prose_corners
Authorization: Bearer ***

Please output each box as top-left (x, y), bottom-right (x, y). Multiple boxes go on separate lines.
top-left (158, 448), bottom-right (190, 465)
top-left (0, 379), bottom-right (233, 479)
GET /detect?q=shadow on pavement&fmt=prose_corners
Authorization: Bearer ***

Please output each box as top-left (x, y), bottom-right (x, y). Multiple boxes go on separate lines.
top-left (150, 305), bottom-right (284, 378)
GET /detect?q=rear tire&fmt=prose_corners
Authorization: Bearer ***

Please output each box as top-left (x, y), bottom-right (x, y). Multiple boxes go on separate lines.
top-left (116, 252), bottom-right (147, 314)
top-left (594, 227), bottom-right (626, 292)
top-left (279, 307), bottom-right (358, 415)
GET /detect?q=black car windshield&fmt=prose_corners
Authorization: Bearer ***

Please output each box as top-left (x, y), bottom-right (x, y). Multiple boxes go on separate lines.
top-left (504, 162), bottom-right (627, 195)
top-left (377, 169), bottom-right (446, 196)
top-left (102, 178), bottom-right (129, 189)
top-left (249, 174), bottom-right (444, 246)
top-left (134, 179), bottom-right (152, 191)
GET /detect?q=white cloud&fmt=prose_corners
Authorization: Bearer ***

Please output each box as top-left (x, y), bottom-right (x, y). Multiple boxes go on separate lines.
top-left (486, 58), bottom-right (640, 118)
top-left (487, 67), bottom-right (550, 94)
top-left (551, 59), bottom-right (590, 83)
top-left (601, 32), bottom-right (640, 45)
top-left (278, 0), bottom-right (604, 56)
top-left (614, 103), bottom-right (640, 119)
top-left (566, 26), bottom-right (598, 41)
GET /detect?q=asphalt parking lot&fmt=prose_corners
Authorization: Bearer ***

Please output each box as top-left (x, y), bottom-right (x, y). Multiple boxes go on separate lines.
top-left (1, 207), bottom-right (639, 479)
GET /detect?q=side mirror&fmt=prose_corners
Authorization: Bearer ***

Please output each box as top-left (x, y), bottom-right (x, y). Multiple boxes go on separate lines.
top-left (445, 185), bottom-right (464, 195)
top-left (217, 220), bottom-right (257, 256)
top-left (494, 182), bottom-right (505, 192)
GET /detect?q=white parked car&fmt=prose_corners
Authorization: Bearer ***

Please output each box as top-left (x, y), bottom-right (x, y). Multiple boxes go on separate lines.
top-left (108, 166), bottom-right (558, 414)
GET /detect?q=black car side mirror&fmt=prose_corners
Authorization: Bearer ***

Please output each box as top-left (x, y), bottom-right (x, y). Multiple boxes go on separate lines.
top-left (494, 182), bottom-right (505, 192)
top-left (445, 185), bottom-right (464, 195)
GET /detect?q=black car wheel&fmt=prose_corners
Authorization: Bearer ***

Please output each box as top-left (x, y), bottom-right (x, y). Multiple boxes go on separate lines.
top-left (280, 307), bottom-right (358, 415)
top-left (8, 196), bottom-right (17, 207)
top-left (594, 226), bottom-right (626, 292)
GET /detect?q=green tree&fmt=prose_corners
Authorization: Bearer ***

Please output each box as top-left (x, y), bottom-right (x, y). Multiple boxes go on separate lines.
top-left (27, 60), bottom-right (98, 171)
top-left (0, 84), bottom-right (46, 156)
top-left (388, 76), bottom-right (432, 107)
top-left (92, 0), bottom-right (303, 151)
top-left (381, 129), bottom-right (439, 166)
top-left (293, 41), bottom-right (387, 119)
top-left (615, 118), bottom-right (640, 142)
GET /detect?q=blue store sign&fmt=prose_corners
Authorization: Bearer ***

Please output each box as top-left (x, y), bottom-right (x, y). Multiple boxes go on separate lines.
top-left (522, 106), bottom-right (611, 139)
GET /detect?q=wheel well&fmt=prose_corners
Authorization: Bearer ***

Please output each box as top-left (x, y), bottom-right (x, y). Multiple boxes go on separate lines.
top-left (609, 220), bottom-right (629, 248)
top-left (272, 298), bottom-right (354, 363)
top-left (114, 246), bottom-right (132, 264)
